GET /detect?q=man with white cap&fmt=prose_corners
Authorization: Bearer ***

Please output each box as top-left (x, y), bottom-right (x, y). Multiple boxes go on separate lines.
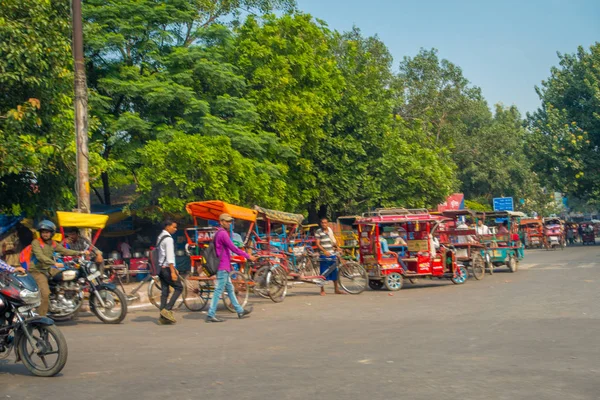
top-left (206, 213), bottom-right (257, 323)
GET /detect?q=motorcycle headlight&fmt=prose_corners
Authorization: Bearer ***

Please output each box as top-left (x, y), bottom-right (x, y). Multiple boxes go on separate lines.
top-left (20, 288), bottom-right (41, 304)
top-left (89, 264), bottom-right (98, 274)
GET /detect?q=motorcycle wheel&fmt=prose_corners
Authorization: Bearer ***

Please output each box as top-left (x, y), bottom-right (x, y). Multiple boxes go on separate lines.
top-left (18, 324), bottom-right (68, 377)
top-left (90, 288), bottom-right (128, 324)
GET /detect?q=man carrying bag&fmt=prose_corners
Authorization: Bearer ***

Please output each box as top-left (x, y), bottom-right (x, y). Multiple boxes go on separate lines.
top-left (156, 219), bottom-right (183, 325)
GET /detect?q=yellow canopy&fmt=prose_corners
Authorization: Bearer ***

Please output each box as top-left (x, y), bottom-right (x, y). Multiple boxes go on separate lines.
top-left (185, 201), bottom-right (257, 222)
top-left (56, 211), bottom-right (109, 230)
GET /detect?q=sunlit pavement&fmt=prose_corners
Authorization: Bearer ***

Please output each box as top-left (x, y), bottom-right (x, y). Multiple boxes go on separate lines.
top-left (2, 244), bottom-right (599, 400)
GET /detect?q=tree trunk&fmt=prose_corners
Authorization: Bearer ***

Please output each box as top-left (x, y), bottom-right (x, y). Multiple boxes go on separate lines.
top-left (101, 172), bottom-right (111, 205)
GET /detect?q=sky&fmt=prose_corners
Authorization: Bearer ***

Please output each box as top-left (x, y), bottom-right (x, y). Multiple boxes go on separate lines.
top-left (295, 0), bottom-right (600, 114)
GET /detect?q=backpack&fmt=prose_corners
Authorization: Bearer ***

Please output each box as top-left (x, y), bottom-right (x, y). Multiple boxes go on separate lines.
top-left (148, 235), bottom-right (169, 276)
top-left (203, 231), bottom-right (222, 277)
top-left (19, 238), bottom-right (57, 270)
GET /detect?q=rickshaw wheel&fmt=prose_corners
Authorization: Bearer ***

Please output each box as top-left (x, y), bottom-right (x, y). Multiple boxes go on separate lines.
top-left (471, 253), bottom-right (485, 280)
top-left (506, 255), bottom-right (517, 273)
top-left (484, 252), bottom-right (493, 275)
top-left (253, 264), bottom-right (271, 299)
top-left (183, 279), bottom-right (210, 312)
top-left (148, 276), bottom-right (186, 310)
top-left (383, 272), bottom-right (403, 291)
top-left (368, 279), bottom-right (384, 290)
top-left (338, 262), bottom-right (368, 294)
top-left (223, 271), bottom-right (250, 312)
top-left (451, 265), bottom-right (468, 284)
top-left (266, 265), bottom-right (288, 303)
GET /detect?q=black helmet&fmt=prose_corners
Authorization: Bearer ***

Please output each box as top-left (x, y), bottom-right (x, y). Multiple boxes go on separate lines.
top-left (37, 220), bottom-right (56, 233)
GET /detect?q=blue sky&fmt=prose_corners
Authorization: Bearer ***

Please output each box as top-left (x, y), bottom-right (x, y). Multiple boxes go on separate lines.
top-left (295, 0), bottom-right (600, 114)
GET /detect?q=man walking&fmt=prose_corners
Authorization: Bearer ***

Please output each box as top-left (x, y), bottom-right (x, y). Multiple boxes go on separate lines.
top-left (315, 217), bottom-right (345, 295)
top-left (157, 220), bottom-right (183, 325)
top-left (206, 213), bottom-right (256, 323)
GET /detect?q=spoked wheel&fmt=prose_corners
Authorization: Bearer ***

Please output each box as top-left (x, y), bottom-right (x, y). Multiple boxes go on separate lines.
top-left (90, 288), bottom-right (128, 324)
top-left (471, 253), bottom-right (485, 280)
top-left (485, 252), bottom-right (493, 275)
top-left (298, 256), bottom-right (319, 277)
top-left (451, 265), bottom-right (468, 284)
top-left (383, 272), bottom-right (403, 291)
top-left (253, 264), bottom-right (271, 299)
top-left (18, 324), bottom-right (68, 377)
top-left (368, 280), bottom-right (384, 290)
top-left (506, 255), bottom-right (518, 273)
top-left (223, 271), bottom-right (250, 312)
top-left (183, 279), bottom-right (210, 311)
top-left (148, 276), bottom-right (186, 310)
top-left (266, 265), bottom-right (288, 303)
top-left (338, 261), bottom-right (368, 294)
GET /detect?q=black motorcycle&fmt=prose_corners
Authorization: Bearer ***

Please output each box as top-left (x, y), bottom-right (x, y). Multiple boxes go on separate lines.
top-left (0, 271), bottom-right (68, 377)
top-left (48, 257), bottom-right (127, 324)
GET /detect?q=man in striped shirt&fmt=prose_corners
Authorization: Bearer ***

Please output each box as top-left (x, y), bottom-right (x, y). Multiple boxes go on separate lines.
top-left (314, 218), bottom-right (345, 295)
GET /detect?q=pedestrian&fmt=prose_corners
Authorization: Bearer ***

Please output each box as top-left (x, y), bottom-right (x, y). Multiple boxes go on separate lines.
top-left (156, 219), bottom-right (183, 325)
top-left (206, 213), bottom-right (257, 323)
top-left (314, 217), bottom-right (345, 295)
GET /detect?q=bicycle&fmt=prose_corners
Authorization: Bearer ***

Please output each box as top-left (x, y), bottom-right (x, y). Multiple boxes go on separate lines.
top-left (105, 261), bottom-right (186, 309)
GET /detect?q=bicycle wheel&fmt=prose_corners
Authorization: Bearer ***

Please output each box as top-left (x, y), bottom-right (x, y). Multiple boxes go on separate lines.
top-left (337, 261), bottom-right (368, 294)
top-left (183, 278), bottom-right (211, 312)
top-left (253, 264), bottom-right (271, 299)
top-left (266, 265), bottom-right (288, 303)
top-left (298, 255), bottom-right (318, 277)
top-left (222, 271), bottom-right (250, 313)
top-left (148, 276), bottom-right (186, 309)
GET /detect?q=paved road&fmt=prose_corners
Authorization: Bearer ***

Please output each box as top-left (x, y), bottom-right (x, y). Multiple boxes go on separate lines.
top-left (2, 245), bottom-right (599, 400)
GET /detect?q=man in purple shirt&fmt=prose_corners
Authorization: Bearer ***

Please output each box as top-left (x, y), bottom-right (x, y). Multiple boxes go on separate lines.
top-left (206, 213), bottom-right (257, 323)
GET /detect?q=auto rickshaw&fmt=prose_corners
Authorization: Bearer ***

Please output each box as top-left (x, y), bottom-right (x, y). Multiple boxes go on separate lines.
top-left (519, 218), bottom-right (544, 249)
top-left (579, 222), bottom-right (596, 245)
top-left (437, 209), bottom-right (487, 280)
top-left (357, 208), bottom-right (468, 291)
top-left (542, 217), bottom-right (566, 250)
top-left (479, 211), bottom-right (525, 273)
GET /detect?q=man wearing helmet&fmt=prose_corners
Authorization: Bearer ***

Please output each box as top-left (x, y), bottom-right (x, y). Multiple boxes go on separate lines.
top-left (30, 220), bottom-right (86, 316)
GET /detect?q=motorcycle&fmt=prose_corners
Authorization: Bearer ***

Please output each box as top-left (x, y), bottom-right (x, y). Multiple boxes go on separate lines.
top-left (0, 271), bottom-right (68, 377)
top-left (48, 257), bottom-right (127, 324)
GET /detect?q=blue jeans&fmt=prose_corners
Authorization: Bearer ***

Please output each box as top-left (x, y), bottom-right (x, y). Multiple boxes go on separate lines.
top-left (207, 270), bottom-right (244, 317)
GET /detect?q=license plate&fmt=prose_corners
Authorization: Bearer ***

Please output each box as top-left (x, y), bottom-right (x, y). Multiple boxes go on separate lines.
top-left (88, 271), bottom-right (101, 281)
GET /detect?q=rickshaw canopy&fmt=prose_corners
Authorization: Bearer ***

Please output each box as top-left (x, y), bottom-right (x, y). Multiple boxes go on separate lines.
top-left (520, 218), bottom-right (543, 227)
top-left (358, 208), bottom-right (448, 225)
top-left (56, 211), bottom-right (109, 230)
top-left (253, 205), bottom-right (304, 226)
top-left (185, 201), bottom-right (258, 222)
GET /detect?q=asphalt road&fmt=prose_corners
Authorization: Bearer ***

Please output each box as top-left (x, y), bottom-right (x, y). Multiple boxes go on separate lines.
top-left (2, 245), bottom-right (599, 400)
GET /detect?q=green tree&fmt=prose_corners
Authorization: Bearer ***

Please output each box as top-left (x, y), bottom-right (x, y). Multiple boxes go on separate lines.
top-left (527, 43), bottom-right (600, 200)
top-left (83, 0), bottom-right (295, 206)
top-left (0, 0), bottom-right (75, 215)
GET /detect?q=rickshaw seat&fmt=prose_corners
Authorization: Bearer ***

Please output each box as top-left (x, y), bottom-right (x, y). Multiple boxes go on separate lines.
top-left (402, 257), bottom-right (418, 262)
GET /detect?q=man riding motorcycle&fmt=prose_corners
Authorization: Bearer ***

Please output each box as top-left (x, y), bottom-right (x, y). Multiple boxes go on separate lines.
top-left (29, 220), bottom-right (87, 316)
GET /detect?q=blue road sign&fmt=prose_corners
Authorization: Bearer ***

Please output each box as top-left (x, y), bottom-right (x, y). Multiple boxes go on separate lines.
top-left (493, 197), bottom-right (514, 212)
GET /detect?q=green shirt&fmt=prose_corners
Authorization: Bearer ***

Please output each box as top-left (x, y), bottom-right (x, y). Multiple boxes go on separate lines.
top-left (30, 239), bottom-right (80, 273)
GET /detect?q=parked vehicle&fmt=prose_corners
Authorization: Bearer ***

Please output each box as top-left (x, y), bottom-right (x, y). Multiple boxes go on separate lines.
top-left (542, 217), bottom-right (566, 250)
top-left (479, 211), bottom-right (525, 273)
top-left (253, 206), bottom-right (367, 299)
top-left (52, 212), bottom-right (127, 323)
top-left (0, 271), bottom-right (68, 376)
top-left (519, 218), bottom-right (544, 249)
top-left (437, 209), bottom-right (487, 279)
top-left (579, 222), bottom-right (596, 245)
top-left (357, 208), bottom-right (468, 291)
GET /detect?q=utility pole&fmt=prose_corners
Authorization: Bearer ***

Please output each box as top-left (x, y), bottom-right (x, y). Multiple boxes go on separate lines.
top-left (72, 0), bottom-right (90, 217)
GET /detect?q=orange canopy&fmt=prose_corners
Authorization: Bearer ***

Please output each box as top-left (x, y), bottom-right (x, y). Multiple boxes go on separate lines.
top-left (185, 201), bottom-right (258, 222)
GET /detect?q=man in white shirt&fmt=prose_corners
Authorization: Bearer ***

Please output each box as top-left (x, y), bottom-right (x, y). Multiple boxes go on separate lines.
top-left (476, 219), bottom-right (490, 236)
top-left (156, 219), bottom-right (183, 325)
